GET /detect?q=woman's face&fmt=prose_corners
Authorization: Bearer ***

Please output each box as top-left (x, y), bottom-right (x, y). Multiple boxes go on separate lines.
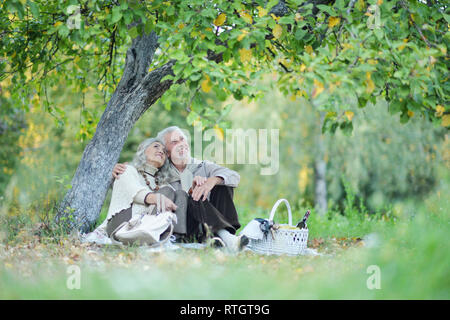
top-left (144, 142), bottom-right (166, 168)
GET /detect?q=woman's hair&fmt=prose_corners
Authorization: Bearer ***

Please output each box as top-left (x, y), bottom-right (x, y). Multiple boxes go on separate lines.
top-left (131, 137), bottom-right (176, 185)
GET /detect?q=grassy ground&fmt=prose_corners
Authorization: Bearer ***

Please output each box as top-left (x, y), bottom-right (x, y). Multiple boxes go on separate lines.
top-left (0, 178), bottom-right (449, 299)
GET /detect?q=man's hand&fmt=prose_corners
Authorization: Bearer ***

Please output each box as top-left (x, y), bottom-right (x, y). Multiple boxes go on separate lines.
top-left (191, 176), bottom-right (223, 201)
top-left (192, 175), bottom-right (207, 189)
top-left (112, 162), bottom-right (128, 179)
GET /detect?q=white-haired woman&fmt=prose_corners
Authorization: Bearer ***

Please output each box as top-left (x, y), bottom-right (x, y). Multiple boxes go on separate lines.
top-left (91, 137), bottom-right (179, 241)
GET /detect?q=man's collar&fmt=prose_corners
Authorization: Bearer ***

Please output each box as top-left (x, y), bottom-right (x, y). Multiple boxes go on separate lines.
top-left (169, 156), bottom-right (203, 178)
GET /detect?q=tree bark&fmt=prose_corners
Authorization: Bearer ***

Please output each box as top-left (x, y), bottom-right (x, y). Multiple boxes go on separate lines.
top-left (314, 112), bottom-right (327, 215)
top-left (56, 32), bottom-right (176, 232)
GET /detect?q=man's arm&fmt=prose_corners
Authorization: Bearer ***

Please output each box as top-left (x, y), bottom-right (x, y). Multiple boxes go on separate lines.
top-left (201, 160), bottom-right (240, 187)
top-left (190, 161), bottom-right (240, 201)
top-left (112, 162), bottom-right (129, 179)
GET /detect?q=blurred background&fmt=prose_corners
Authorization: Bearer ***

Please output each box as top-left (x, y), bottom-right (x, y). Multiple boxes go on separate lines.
top-left (0, 74), bottom-right (448, 229)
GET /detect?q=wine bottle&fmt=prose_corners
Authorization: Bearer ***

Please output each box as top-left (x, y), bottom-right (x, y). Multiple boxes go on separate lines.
top-left (296, 210), bottom-right (311, 229)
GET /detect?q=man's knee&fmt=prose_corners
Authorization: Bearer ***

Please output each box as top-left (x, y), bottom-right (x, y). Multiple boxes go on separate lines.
top-left (210, 185), bottom-right (234, 200)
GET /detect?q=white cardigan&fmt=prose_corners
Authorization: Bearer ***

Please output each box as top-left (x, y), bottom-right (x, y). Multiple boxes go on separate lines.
top-left (95, 165), bottom-right (157, 237)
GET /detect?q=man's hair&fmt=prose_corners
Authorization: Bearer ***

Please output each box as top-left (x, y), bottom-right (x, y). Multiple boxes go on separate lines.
top-left (156, 126), bottom-right (188, 146)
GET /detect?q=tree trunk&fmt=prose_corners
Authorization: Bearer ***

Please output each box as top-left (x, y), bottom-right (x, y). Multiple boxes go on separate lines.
top-left (56, 32), bottom-right (176, 233)
top-left (314, 112), bottom-right (327, 215)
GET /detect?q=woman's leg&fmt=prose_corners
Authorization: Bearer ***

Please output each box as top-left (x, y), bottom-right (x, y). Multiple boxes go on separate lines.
top-left (106, 206), bottom-right (132, 237)
top-left (154, 186), bottom-right (188, 235)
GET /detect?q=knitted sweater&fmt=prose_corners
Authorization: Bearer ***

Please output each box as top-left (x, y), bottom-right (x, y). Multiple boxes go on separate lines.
top-left (95, 164), bottom-right (158, 236)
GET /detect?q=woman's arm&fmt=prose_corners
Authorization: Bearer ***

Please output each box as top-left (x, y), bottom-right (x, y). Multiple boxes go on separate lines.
top-left (143, 192), bottom-right (178, 212)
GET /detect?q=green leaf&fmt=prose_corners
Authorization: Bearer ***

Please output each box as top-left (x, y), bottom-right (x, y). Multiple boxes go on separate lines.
top-left (442, 12), bottom-right (450, 24)
top-left (278, 16), bottom-right (294, 25)
top-left (389, 100), bottom-right (405, 115)
top-left (187, 111), bottom-right (199, 125)
top-left (58, 25), bottom-right (70, 38)
top-left (111, 7), bottom-right (123, 24)
top-left (28, 0), bottom-right (40, 18)
top-left (295, 28), bottom-right (307, 40)
top-left (267, 0), bottom-right (279, 11)
top-left (233, 89), bottom-right (243, 101)
top-left (129, 26), bottom-right (138, 39)
top-left (144, 19), bottom-right (154, 34)
top-left (160, 74), bottom-right (175, 82)
top-left (316, 5), bottom-right (336, 16)
top-left (189, 73), bottom-right (202, 81)
top-left (358, 96), bottom-right (368, 108)
top-left (340, 121), bottom-right (353, 136)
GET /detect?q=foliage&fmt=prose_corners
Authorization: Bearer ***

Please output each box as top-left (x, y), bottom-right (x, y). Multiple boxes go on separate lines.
top-left (1, 0), bottom-right (448, 139)
top-left (0, 97), bottom-right (26, 195)
top-left (226, 85), bottom-right (447, 212)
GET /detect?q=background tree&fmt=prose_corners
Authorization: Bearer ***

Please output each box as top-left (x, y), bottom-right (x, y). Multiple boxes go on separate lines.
top-left (1, 0), bottom-right (448, 232)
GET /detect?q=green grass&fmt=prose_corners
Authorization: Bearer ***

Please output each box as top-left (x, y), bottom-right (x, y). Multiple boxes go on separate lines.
top-left (0, 178), bottom-right (449, 299)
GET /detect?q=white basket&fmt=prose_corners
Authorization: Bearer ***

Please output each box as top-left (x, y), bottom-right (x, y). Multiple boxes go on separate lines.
top-left (247, 199), bottom-right (308, 256)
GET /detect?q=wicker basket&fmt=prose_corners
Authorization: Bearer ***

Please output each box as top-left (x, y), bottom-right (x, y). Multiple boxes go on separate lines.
top-left (247, 199), bottom-right (308, 256)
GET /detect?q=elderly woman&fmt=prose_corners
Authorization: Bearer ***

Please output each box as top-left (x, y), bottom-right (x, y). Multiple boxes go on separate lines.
top-left (91, 137), bottom-right (181, 243)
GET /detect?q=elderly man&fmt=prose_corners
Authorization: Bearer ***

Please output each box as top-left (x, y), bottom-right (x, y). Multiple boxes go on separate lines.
top-left (113, 126), bottom-right (248, 251)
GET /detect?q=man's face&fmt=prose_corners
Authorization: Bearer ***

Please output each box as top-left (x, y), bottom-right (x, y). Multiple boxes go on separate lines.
top-left (164, 130), bottom-right (190, 165)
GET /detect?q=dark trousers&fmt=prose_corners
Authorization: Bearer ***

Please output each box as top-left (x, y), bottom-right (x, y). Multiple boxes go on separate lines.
top-left (185, 185), bottom-right (241, 241)
top-left (158, 185), bottom-right (241, 242)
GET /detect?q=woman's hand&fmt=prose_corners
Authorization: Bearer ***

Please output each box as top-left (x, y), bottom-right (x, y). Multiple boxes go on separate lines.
top-left (145, 193), bottom-right (178, 212)
top-left (161, 196), bottom-right (178, 212)
top-left (112, 162), bottom-right (128, 179)
top-left (191, 176), bottom-right (223, 201)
